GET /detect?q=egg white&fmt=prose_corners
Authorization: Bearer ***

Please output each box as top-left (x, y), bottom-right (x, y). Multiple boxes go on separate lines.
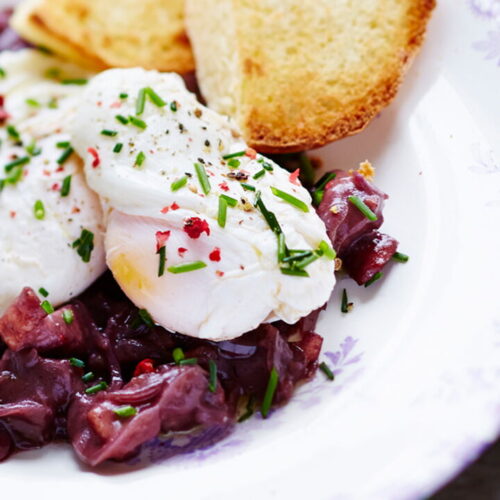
top-left (0, 50), bottom-right (105, 313)
top-left (72, 68), bottom-right (335, 340)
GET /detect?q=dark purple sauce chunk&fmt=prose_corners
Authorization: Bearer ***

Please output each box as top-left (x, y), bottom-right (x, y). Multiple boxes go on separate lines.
top-left (0, 349), bottom-right (84, 453)
top-left (68, 364), bottom-right (231, 466)
top-left (317, 170), bottom-right (398, 284)
top-left (0, 288), bottom-right (86, 353)
top-left (0, 275), bottom-right (323, 464)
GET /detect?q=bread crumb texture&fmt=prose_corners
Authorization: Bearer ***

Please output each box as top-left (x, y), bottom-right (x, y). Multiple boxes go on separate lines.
top-left (186, 0), bottom-right (436, 153)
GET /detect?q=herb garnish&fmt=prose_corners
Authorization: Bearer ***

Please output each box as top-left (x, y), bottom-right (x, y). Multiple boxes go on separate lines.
top-left (40, 300), bottom-right (54, 314)
top-left (60, 175), bottom-right (72, 197)
top-left (34, 200), bottom-right (45, 220)
top-left (157, 246), bottom-right (166, 277)
top-left (261, 367), bottom-right (279, 418)
top-left (364, 271), bottom-right (383, 287)
top-left (171, 176), bottom-right (188, 191)
top-left (319, 362), bottom-right (335, 381)
top-left (271, 187), bottom-right (309, 212)
top-left (348, 195), bottom-right (378, 221)
top-left (392, 251), bottom-right (409, 263)
top-left (114, 406), bottom-right (137, 418)
top-left (167, 261), bottom-right (207, 274)
top-left (72, 229), bottom-right (94, 263)
top-left (85, 381), bottom-right (108, 394)
top-left (194, 162), bottom-right (211, 194)
top-left (208, 360), bottom-right (217, 393)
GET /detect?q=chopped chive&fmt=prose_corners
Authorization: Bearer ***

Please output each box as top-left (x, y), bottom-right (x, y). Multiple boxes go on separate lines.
top-left (157, 246), bottom-right (166, 277)
top-left (227, 158), bottom-right (240, 169)
top-left (172, 347), bottom-right (185, 364)
top-left (82, 372), bottom-right (95, 382)
top-left (299, 153), bottom-right (315, 186)
top-left (115, 114), bottom-right (129, 125)
top-left (128, 116), bottom-right (147, 129)
top-left (294, 253), bottom-right (320, 269)
top-left (0, 67), bottom-right (5, 78)
top-left (170, 101), bottom-right (178, 112)
top-left (40, 300), bottom-right (54, 314)
top-left (34, 200), bottom-right (45, 220)
top-left (218, 196), bottom-right (228, 228)
top-left (393, 251), bottom-right (409, 263)
top-left (114, 405), bottom-right (137, 418)
top-left (6, 125), bottom-right (20, 141)
top-left (136, 88), bottom-right (146, 115)
top-left (319, 362), bottom-right (335, 381)
top-left (145, 87), bottom-right (166, 107)
top-left (271, 187), bottom-right (309, 213)
top-left (26, 141), bottom-right (41, 156)
top-left (312, 190), bottom-right (325, 206)
top-left (38, 287), bottom-right (49, 297)
top-left (138, 309), bottom-right (154, 328)
top-left (119, 92), bottom-right (128, 99)
top-left (253, 169), bottom-right (265, 180)
top-left (25, 98), bottom-right (40, 107)
top-left (5, 166), bottom-right (23, 185)
top-left (314, 172), bottom-right (337, 191)
top-left (255, 191), bottom-right (282, 235)
top-left (277, 232), bottom-right (287, 262)
top-left (312, 172), bottom-right (337, 206)
top-left (85, 381), bottom-right (108, 394)
top-left (280, 267), bottom-right (309, 277)
top-left (72, 229), bottom-right (95, 263)
top-left (62, 309), bottom-right (74, 325)
top-left (341, 289), bottom-right (349, 313)
top-left (69, 357), bottom-right (85, 368)
top-left (238, 395), bottom-right (255, 423)
top-left (113, 143), bottom-right (123, 153)
top-left (222, 151), bottom-right (245, 160)
top-left (208, 360), bottom-right (217, 393)
top-left (220, 194), bottom-right (238, 207)
top-left (194, 162), bottom-right (211, 194)
top-left (60, 175), bottom-right (72, 197)
top-left (318, 240), bottom-right (336, 260)
top-left (61, 78), bottom-right (88, 85)
top-left (364, 271), bottom-right (383, 287)
top-left (241, 183), bottom-right (256, 192)
top-left (57, 147), bottom-right (74, 165)
top-left (261, 367), bottom-right (279, 418)
top-left (171, 176), bottom-right (188, 191)
top-left (48, 97), bottom-right (58, 109)
top-left (56, 141), bottom-right (70, 149)
top-left (348, 195), bottom-right (377, 221)
top-left (45, 67), bottom-right (61, 79)
top-left (282, 251), bottom-right (313, 263)
top-left (100, 129), bottom-right (118, 137)
top-left (135, 151), bottom-right (146, 167)
top-left (262, 162), bottom-right (273, 172)
top-left (179, 358), bottom-right (198, 366)
top-left (5, 156), bottom-right (30, 172)
top-left (168, 261), bottom-right (207, 274)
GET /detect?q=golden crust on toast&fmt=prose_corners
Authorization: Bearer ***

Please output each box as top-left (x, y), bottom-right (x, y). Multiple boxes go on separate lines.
top-left (12, 0), bottom-right (194, 73)
top-left (186, 0), bottom-right (436, 153)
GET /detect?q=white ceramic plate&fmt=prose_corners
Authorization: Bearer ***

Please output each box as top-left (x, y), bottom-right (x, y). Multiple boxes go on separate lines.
top-left (2, 0), bottom-right (500, 498)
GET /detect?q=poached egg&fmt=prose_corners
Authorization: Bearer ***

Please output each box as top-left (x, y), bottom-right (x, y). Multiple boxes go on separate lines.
top-left (0, 49), bottom-right (105, 313)
top-left (72, 68), bottom-right (335, 340)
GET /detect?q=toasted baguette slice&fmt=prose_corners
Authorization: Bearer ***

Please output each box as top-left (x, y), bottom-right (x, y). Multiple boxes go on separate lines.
top-left (185, 0), bottom-right (435, 153)
top-left (11, 0), bottom-right (194, 73)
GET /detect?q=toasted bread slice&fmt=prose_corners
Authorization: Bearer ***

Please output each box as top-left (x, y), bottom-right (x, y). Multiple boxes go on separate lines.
top-left (185, 0), bottom-right (435, 153)
top-left (11, 0), bottom-right (194, 73)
